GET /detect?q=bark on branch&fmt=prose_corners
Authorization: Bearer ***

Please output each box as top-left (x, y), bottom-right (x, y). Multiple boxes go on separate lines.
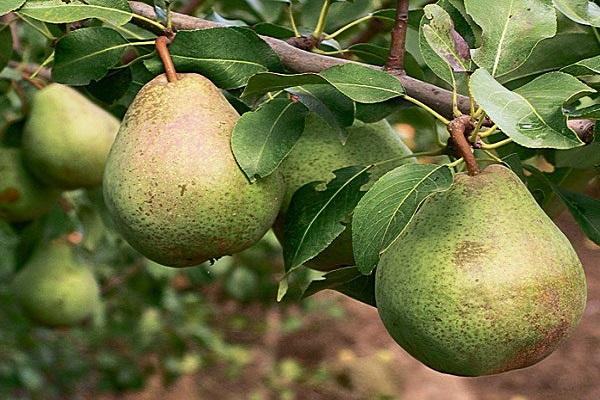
top-left (385, 0), bottom-right (410, 73)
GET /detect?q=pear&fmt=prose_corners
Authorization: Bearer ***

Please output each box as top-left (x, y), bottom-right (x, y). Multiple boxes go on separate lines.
top-left (12, 241), bottom-right (100, 327)
top-left (103, 74), bottom-right (284, 267)
top-left (375, 164), bottom-right (587, 376)
top-left (23, 83), bottom-right (120, 189)
top-left (276, 113), bottom-right (414, 270)
top-left (0, 147), bottom-right (60, 222)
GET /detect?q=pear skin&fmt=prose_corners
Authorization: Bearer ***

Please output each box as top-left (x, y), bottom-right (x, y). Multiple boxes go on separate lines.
top-left (12, 241), bottom-right (100, 327)
top-left (0, 147), bottom-right (60, 222)
top-left (276, 114), bottom-right (414, 270)
top-left (103, 74), bottom-right (284, 267)
top-left (375, 165), bottom-right (587, 376)
top-left (23, 83), bottom-right (120, 189)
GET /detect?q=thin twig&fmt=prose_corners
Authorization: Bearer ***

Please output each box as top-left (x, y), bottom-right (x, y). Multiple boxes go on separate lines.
top-left (155, 36), bottom-right (178, 82)
top-left (448, 116), bottom-right (479, 176)
top-left (8, 61), bottom-right (52, 80)
top-left (21, 72), bottom-right (46, 90)
top-left (384, 0), bottom-right (409, 73)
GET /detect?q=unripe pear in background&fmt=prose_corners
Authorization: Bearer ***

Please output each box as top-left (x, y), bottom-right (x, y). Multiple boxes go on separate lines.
top-left (23, 83), bottom-right (120, 190)
top-left (0, 147), bottom-right (60, 222)
top-left (275, 113), bottom-right (414, 270)
top-left (12, 241), bottom-right (101, 327)
top-left (103, 74), bottom-right (284, 267)
top-left (376, 165), bottom-right (587, 376)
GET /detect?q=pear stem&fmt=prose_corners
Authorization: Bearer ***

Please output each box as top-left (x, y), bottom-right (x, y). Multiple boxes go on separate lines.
top-left (448, 115), bottom-right (480, 176)
top-left (21, 71), bottom-right (45, 90)
top-left (155, 36), bottom-right (178, 83)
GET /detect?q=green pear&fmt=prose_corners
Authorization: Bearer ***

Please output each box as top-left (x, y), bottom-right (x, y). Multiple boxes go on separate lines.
top-left (0, 147), bottom-right (60, 222)
top-left (12, 241), bottom-right (100, 327)
top-left (103, 74), bottom-right (284, 267)
top-left (276, 113), bottom-right (414, 270)
top-left (23, 83), bottom-right (120, 189)
top-left (375, 165), bottom-right (587, 376)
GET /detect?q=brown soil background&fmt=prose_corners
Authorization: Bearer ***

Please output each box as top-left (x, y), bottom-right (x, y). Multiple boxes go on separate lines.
top-left (102, 212), bottom-right (599, 400)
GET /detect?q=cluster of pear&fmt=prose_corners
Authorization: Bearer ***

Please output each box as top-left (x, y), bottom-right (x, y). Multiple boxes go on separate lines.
top-left (102, 73), bottom-right (412, 269)
top-left (2, 71), bottom-right (587, 378)
top-left (1, 83), bottom-right (119, 327)
top-left (105, 72), bottom-right (586, 376)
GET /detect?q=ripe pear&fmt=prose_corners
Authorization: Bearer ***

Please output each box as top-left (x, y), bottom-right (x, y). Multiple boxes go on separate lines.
top-left (23, 83), bottom-right (120, 189)
top-left (12, 241), bottom-right (100, 327)
top-left (0, 147), bottom-right (60, 222)
top-left (103, 74), bottom-right (284, 267)
top-left (375, 165), bottom-right (587, 376)
top-left (276, 113), bottom-right (414, 270)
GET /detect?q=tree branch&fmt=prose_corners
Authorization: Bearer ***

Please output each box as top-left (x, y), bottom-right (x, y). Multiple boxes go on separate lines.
top-left (125, 2), bottom-right (595, 142)
top-left (385, 0), bottom-right (410, 73)
top-left (128, 1), bottom-right (468, 118)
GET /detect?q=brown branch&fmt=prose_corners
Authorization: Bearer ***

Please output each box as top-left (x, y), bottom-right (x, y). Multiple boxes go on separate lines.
top-left (155, 36), bottom-right (178, 82)
top-left (128, 1), bottom-right (467, 118)
top-left (448, 116), bottom-right (479, 176)
top-left (126, 2), bottom-right (595, 141)
top-left (178, 0), bottom-right (205, 15)
top-left (384, 0), bottom-right (410, 73)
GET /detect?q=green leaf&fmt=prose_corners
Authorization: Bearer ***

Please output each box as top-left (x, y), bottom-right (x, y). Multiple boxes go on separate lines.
top-left (302, 266), bottom-right (376, 307)
top-left (553, 0), bottom-right (600, 27)
top-left (555, 188), bottom-right (600, 244)
top-left (562, 54), bottom-right (600, 76)
top-left (501, 15), bottom-right (600, 86)
top-left (501, 153), bottom-right (527, 183)
top-left (422, 4), bottom-right (472, 73)
top-left (352, 164), bottom-right (454, 275)
top-left (465, 0), bottom-right (557, 77)
top-left (283, 166), bottom-right (370, 272)
top-left (418, 0), bottom-right (475, 86)
top-left (145, 28), bottom-right (283, 90)
top-left (525, 166), bottom-right (600, 244)
top-left (243, 72), bottom-right (325, 100)
top-left (470, 68), bottom-right (593, 149)
top-left (19, 0), bottom-right (132, 25)
top-left (53, 27), bottom-right (129, 85)
top-left (564, 103), bottom-right (600, 119)
top-left (0, 0), bottom-right (25, 16)
top-left (0, 24), bottom-right (12, 72)
top-left (320, 63), bottom-right (405, 103)
top-left (555, 143), bottom-right (600, 168)
top-left (355, 99), bottom-right (409, 123)
top-left (231, 98), bottom-right (309, 182)
top-left (286, 84), bottom-right (354, 142)
top-left (253, 22), bottom-right (295, 39)
top-left (243, 63), bottom-right (405, 104)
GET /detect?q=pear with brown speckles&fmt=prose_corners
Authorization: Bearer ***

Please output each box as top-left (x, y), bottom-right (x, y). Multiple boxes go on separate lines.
top-left (375, 164), bottom-right (587, 376)
top-left (103, 74), bottom-right (284, 267)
